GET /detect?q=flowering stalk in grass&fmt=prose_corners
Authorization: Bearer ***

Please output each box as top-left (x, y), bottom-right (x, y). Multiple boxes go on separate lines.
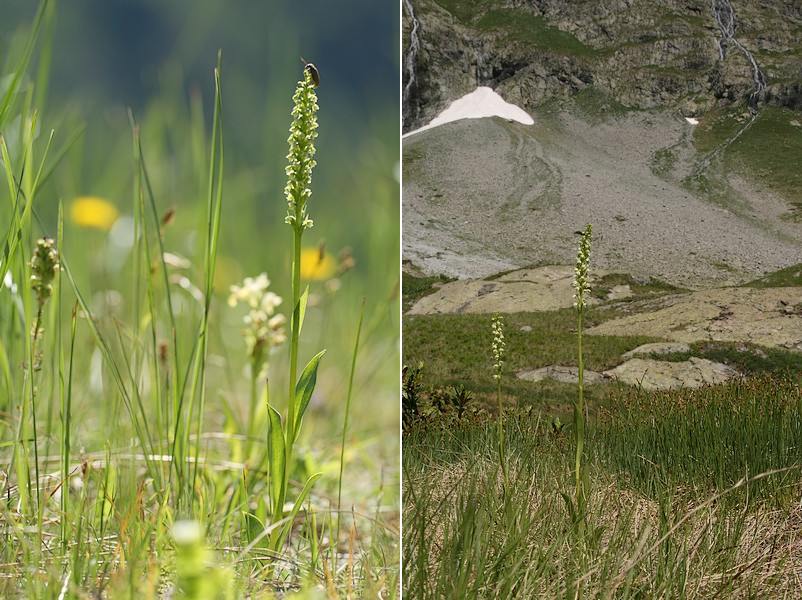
top-left (227, 273), bottom-right (287, 445)
top-left (491, 314), bottom-right (508, 486)
top-left (27, 238), bottom-right (59, 515)
top-left (572, 224), bottom-right (592, 517)
top-left (263, 66), bottom-right (325, 551)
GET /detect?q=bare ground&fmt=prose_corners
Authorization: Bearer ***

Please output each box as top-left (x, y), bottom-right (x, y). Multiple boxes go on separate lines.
top-left (403, 111), bottom-right (802, 287)
top-left (587, 286), bottom-right (802, 350)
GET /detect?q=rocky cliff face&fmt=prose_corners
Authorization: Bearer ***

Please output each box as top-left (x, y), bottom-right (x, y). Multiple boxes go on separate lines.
top-left (403, 0), bottom-right (802, 131)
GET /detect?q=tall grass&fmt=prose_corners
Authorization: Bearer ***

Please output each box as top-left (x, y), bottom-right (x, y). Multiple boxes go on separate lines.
top-left (593, 377), bottom-right (802, 502)
top-left (402, 220), bottom-right (802, 597)
top-left (404, 382), bottom-right (802, 598)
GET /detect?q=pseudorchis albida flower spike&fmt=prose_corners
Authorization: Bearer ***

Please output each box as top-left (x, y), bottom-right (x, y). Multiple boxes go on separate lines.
top-left (491, 314), bottom-right (505, 381)
top-left (228, 273), bottom-right (287, 375)
top-left (573, 224), bottom-right (592, 310)
top-left (284, 68), bottom-right (319, 231)
top-left (31, 237), bottom-right (60, 306)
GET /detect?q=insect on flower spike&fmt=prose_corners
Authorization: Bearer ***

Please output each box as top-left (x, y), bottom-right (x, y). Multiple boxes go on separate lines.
top-left (300, 56), bottom-right (320, 87)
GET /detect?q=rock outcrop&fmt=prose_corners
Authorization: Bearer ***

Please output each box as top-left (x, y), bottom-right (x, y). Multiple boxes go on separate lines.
top-left (403, 0), bottom-right (802, 131)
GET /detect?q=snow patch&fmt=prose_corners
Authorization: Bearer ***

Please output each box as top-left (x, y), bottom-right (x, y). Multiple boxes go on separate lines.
top-left (404, 87), bottom-right (534, 138)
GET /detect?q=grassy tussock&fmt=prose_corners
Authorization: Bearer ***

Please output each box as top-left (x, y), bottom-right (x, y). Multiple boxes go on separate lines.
top-left (404, 381), bottom-right (802, 598)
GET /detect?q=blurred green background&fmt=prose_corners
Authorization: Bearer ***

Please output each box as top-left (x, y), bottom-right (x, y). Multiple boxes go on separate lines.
top-left (1, 1), bottom-right (399, 470)
top-left (3, 0), bottom-right (399, 286)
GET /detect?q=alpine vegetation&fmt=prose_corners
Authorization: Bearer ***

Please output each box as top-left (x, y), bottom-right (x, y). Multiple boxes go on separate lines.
top-left (404, 220), bottom-right (802, 597)
top-left (227, 273), bottom-right (287, 445)
top-left (491, 314), bottom-right (508, 484)
top-left (572, 223), bottom-right (592, 518)
top-left (265, 65), bottom-right (327, 550)
top-left (402, 0), bottom-right (802, 596)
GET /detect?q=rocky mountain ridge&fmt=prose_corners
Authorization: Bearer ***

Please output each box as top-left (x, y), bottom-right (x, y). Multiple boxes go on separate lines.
top-left (403, 0), bottom-right (802, 131)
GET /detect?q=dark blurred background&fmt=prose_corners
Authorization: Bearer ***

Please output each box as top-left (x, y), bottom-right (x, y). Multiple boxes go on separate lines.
top-left (4, 0), bottom-right (397, 158)
top-left (1, 0), bottom-right (400, 311)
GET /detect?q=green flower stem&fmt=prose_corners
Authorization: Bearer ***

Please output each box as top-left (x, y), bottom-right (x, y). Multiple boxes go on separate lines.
top-left (572, 223), bottom-right (592, 531)
top-left (282, 225), bottom-right (303, 518)
top-left (279, 68), bottom-right (318, 520)
top-left (574, 307), bottom-right (585, 505)
top-left (491, 315), bottom-right (508, 489)
top-left (29, 300), bottom-right (43, 516)
top-left (247, 358), bottom-right (259, 448)
top-left (497, 376), bottom-right (507, 488)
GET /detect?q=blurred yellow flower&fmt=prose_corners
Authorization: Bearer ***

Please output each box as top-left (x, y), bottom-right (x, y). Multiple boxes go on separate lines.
top-left (70, 196), bottom-right (119, 230)
top-left (299, 247), bottom-right (336, 281)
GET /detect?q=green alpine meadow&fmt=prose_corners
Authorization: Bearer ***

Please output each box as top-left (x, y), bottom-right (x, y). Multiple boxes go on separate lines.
top-left (402, 0), bottom-right (802, 597)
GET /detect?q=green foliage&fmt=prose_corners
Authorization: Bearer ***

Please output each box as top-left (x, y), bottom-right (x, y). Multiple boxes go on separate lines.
top-left (594, 377), bottom-right (802, 501)
top-left (404, 380), bottom-right (802, 597)
top-left (403, 308), bottom-right (655, 411)
top-left (694, 106), bottom-right (802, 216)
top-left (430, 0), bottom-right (595, 57)
top-left (429, 0), bottom-right (499, 23)
top-left (0, 3), bottom-right (399, 596)
top-left (653, 341), bottom-right (802, 377)
top-left (402, 363), bottom-right (424, 430)
top-left (573, 86), bottom-right (632, 121)
top-left (746, 262), bottom-right (802, 288)
top-left (476, 9), bottom-right (596, 57)
top-left (402, 271), bottom-right (453, 311)
top-left (693, 105), bottom-right (744, 153)
top-left (727, 107), bottom-right (802, 213)
top-left (649, 147), bottom-right (677, 178)
top-left (591, 272), bottom-right (681, 300)
top-left (172, 521), bottom-right (235, 600)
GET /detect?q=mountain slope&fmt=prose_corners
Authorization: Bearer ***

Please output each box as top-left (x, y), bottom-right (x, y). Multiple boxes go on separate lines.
top-left (403, 0), bottom-right (802, 131)
top-left (402, 0), bottom-right (802, 285)
top-left (403, 109), bottom-right (801, 286)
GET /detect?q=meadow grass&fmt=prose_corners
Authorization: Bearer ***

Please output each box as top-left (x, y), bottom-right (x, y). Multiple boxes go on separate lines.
top-left (0, 3), bottom-right (399, 597)
top-left (475, 10), bottom-right (596, 57)
top-left (746, 262), bottom-right (802, 288)
top-left (403, 306), bottom-right (656, 414)
top-left (693, 105), bottom-right (802, 216)
top-left (427, 0), bottom-right (499, 24)
top-left (426, 0), bottom-right (595, 57)
top-left (403, 262), bottom-right (802, 598)
top-left (404, 377), bottom-right (802, 598)
top-left (572, 87), bottom-right (633, 122)
top-left (401, 272), bottom-right (453, 312)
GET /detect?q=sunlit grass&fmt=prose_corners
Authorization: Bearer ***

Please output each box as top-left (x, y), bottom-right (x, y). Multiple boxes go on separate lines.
top-left (404, 378), bottom-right (802, 598)
top-left (403, 253), bottom-right (802, 597)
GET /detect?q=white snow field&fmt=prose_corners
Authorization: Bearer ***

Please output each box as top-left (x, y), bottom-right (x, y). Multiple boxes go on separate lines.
top-left (404, 87), bottom-right (534, 137)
